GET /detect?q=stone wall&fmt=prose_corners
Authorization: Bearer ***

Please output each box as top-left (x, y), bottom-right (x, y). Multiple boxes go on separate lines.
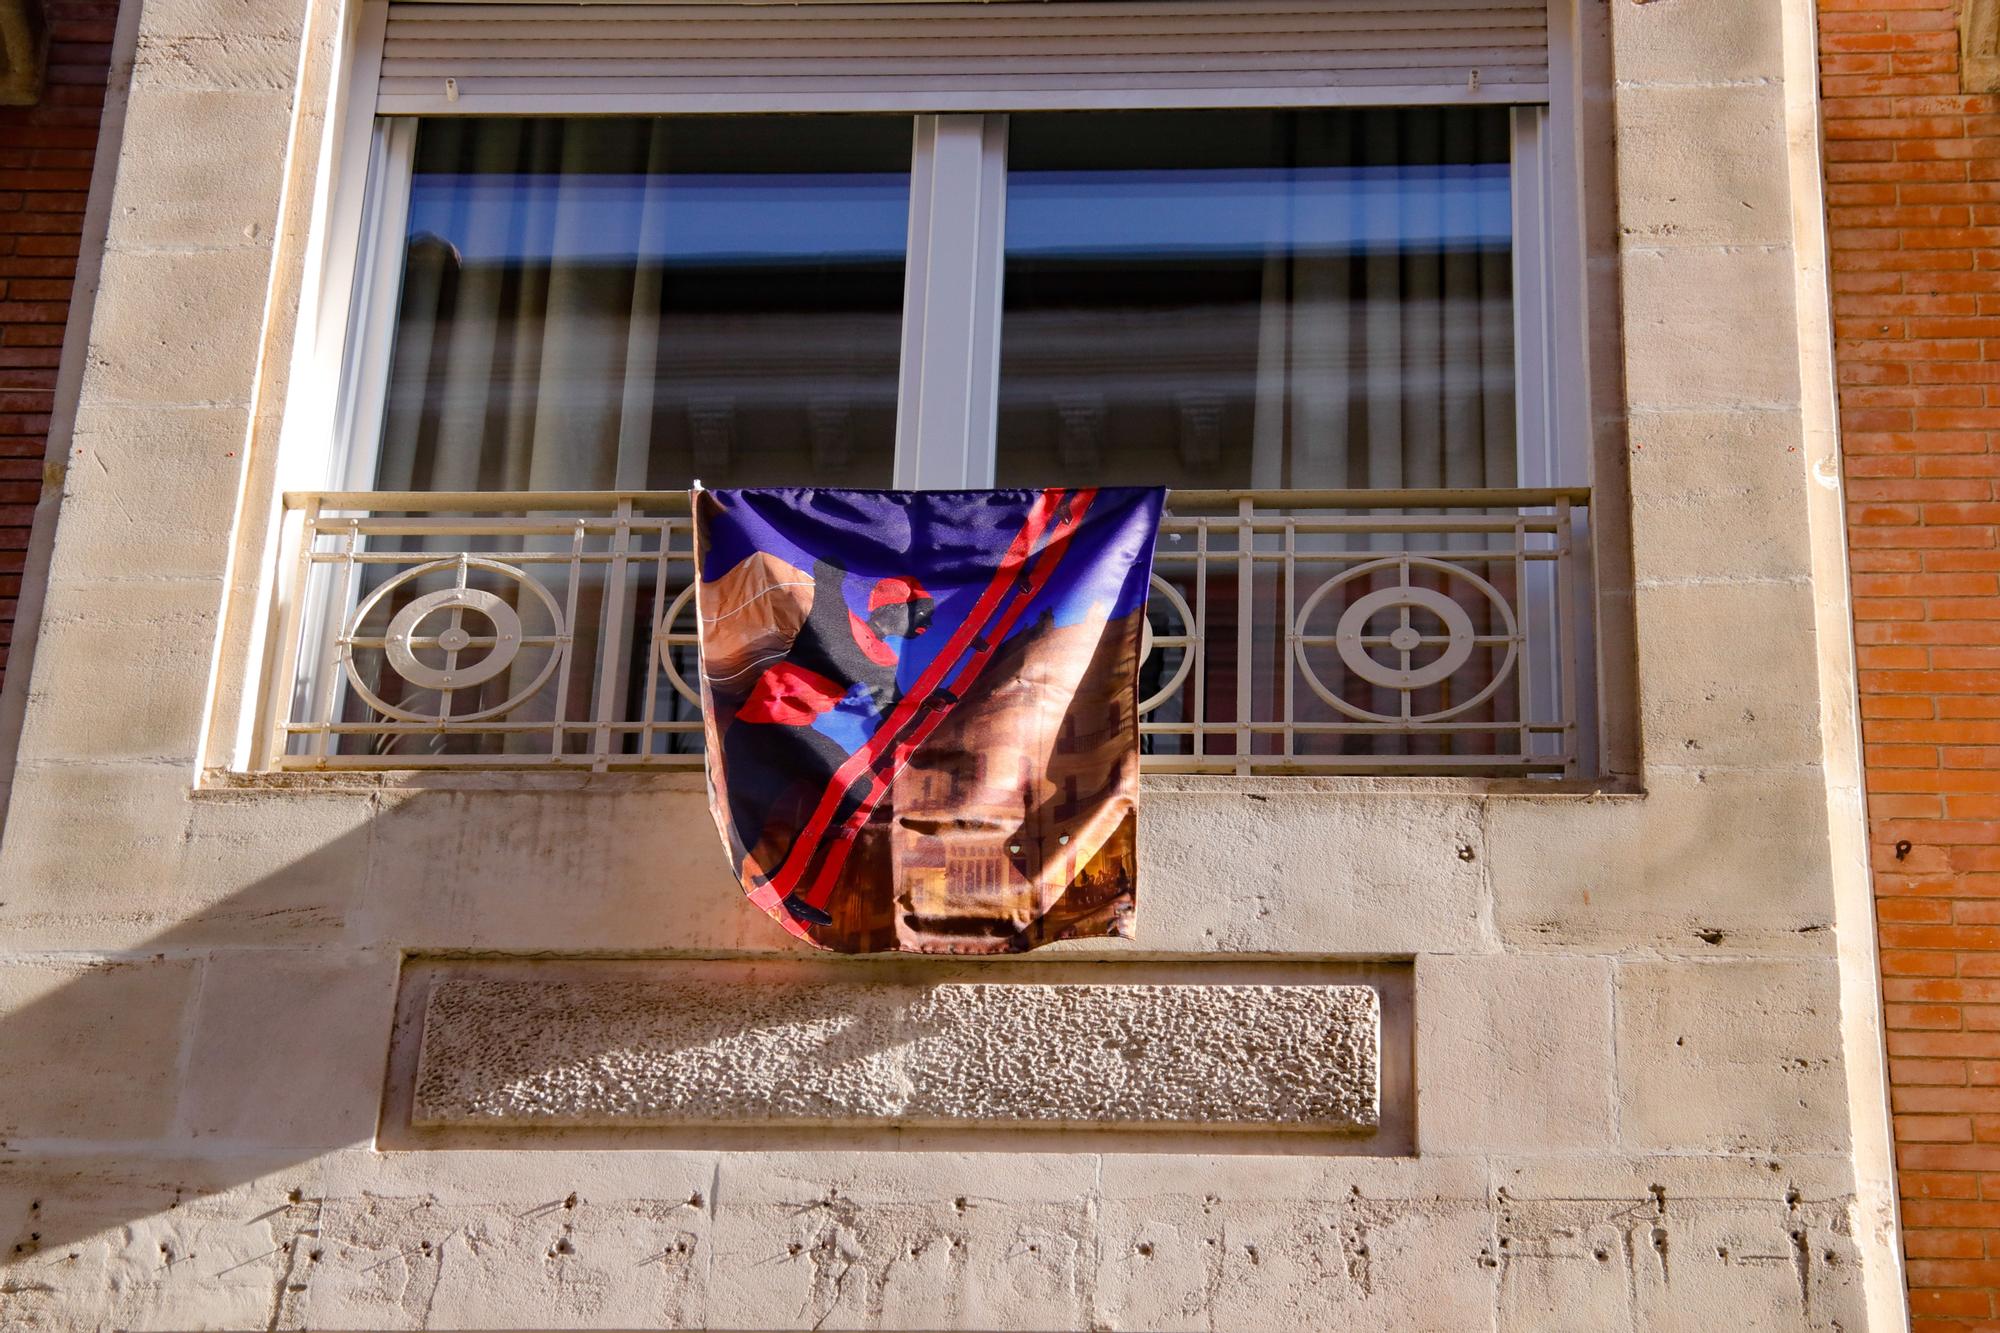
top-left (0, 0), bottom-right (1909, 1328)
top-left (1824, 0), bottom-right (2000, 1325)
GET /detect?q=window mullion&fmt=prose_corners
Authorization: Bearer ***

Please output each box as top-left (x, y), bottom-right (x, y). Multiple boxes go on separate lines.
top-left (894, 113), bottom-right (1009, 490)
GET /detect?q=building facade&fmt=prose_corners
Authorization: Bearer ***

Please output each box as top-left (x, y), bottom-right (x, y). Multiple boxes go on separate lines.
top-left (0, 0), bottom-right (1922, 1329)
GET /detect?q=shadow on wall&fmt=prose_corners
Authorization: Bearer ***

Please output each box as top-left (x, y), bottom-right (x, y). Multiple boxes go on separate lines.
top-left (0, 808), bottom-right (398, 1260)
top-left (0, 770), bottom-right (1870, 1329)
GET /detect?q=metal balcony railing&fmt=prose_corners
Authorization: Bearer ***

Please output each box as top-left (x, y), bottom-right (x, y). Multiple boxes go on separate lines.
top-left (263, 487), bottom-right (1590, 777)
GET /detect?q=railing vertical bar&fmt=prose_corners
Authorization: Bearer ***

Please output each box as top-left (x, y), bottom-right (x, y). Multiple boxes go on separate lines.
top-left (1513, 514), bottom-right (1534, 764)
top-left (1235, 497), bottom-right (1254, 775)
top-left (1555, 502), bottom-right (1581, 776)
top-left (311, 519), bottom-right (361, 768)
top-left (1192, 516), bottom-right (1209, 762)
top-left (265, 496), bottom-right (321, 769)
top-left (1282, 515), bottom-right (1296, 760)
top-left (1399, 553), bottom-right (1414, 725)
top-left (639, 516), bottom-right (671, 761)
top-left (437, 556), bottom-right (468, 725)
top-left (548, 520), bottom-right (587, 762)
top-left (591, 499), bottom-right (635, 772)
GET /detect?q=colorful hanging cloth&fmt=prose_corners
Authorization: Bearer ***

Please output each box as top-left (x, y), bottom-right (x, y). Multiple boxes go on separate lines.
top-left (692, 486), bottom-right (1165, 954)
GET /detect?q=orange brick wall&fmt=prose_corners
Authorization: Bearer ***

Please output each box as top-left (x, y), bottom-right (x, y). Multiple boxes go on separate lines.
top-left (0, 0), bottom-right (116, 691)
top-left (1823, 0), bottom-right (2000, 1325)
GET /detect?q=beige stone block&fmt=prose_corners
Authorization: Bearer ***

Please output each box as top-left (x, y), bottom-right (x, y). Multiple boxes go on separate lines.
top-left (1621, 248), bottom-right (1803, 411)
top-left (360, 784), bottom-right (1488, 956)
top-left (0, 959), bottom-right (198, 1139)
top-left (132, 0), bottom-right (302, 46)
top-left (179, 949), bottom-right (398, 1147)
top-left (131, 31), bottom-right (301, 91)
top-left (1633, 580), bottom-right (1826, 769)
top-left (1617, 959), bottom-right (1851, 1153)
top-left (1094, 1155), bottom-right (1496, 1332)
top-left (168, 788), bottom-right (373, 945)
top-left (1611, 0), bottom-right (1785, 85)
top-left (0, 1148), bottom-right (731, 1330)
top-left (1495, 1154), bottom-right (1866, 1332)
top-left (355, 785), bottom-right (772, 952)
top-left (1626, 409), bottom-right (1815, 584)
top-left (1416, 953), bottom-right (1615, 1153)
top-left (1616, 85), bottom-right (1792, 249)
top-left (0, 1154), bottom-right (318, 1331)
top-left (13, 577), bottom-right (223, 765)
top-left (0, 764), bottom-right (367, 949)
top-left (241, 1149), bottom-right (720, 1330)
top-left (1140, 789), bottom-right (1492, 954)
top-left (410, 969), bottom-right (1380, 1131)
top-left (1488, 769), bottom-right (1838, 952)
top-left (0, 760), bottom-right (192, 945)
top-left (104, 88), bottom-right (291, 250)
top-left (1495, 1151), bottom-right (1862, 1208)
top-left (52, 406), bottom-right (252, 581)
top-left (83, 248), bottom-right (274, 407)
top-left (705, 1153), bottom-right (1095, 1331)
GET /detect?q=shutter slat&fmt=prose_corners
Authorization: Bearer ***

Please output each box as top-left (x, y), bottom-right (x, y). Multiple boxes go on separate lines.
top-left (379, 0), bottom-right (1551, 113)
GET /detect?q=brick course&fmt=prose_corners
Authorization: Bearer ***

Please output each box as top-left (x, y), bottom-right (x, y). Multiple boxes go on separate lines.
top-left (1824, 0), bottom-right (2000, 1324)
top-left (0, 0), bottom-right (116, 691)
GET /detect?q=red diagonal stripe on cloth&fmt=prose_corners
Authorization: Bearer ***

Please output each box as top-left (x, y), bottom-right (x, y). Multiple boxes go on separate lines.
top-left (790, 488), bottom-right (1099, 914)
top-left (750, 488), bottom-right (1067, 905)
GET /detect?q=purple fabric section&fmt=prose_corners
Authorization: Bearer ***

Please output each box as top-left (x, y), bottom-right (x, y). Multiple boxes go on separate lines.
top-left (697, 487), bottom-right (1164, 699)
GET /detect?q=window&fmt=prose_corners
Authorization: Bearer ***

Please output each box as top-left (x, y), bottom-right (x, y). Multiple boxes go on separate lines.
top-left (345, 107), bottom-right (1520, 497)
top-left (263, 1), bottom-right (1589, 776)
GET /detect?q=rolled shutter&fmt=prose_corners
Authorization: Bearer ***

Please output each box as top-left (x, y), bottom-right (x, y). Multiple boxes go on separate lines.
top-left (376, 0), bottom-right (1550, 114)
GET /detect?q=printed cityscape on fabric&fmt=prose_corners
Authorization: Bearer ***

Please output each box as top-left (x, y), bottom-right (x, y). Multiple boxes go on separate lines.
top-left (692, 486), bottom-right (1165, 954)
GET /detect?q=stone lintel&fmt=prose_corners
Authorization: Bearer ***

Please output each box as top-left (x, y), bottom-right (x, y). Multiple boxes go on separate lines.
top-left (412, 974), bottom-right (1381, 1132)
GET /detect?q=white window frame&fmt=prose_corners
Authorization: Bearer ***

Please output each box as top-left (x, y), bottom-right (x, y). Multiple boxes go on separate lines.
top-left (301, 0), bottom-right (1586, 497)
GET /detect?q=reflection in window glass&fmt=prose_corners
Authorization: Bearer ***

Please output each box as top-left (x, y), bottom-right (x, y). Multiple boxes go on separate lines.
top-left (329, 117), bottom-right (911, 765)
top-left (995, 108), bottom-right (1515, 491)
top-left (374, 115), bottom-right (912, 492)
top-left (993, 110), bottom-right (1522, 767)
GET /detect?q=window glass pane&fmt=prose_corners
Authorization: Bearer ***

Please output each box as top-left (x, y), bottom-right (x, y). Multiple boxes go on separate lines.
top-left (993, 110), bottom-right (1524, 770)
top-left (375, 115), bottom-right (912, 492)
top-left (994, 108), bottom-right (1515, 491)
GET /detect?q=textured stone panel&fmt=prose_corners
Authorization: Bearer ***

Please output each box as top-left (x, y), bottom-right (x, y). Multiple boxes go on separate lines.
top-left (412, 977), bottom-right (1379, 1131)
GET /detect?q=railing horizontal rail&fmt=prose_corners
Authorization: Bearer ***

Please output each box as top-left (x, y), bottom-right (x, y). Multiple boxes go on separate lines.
top-left (285, 485), bottom-right (1592, 513)
top-left (263, 487), bottom-right (1591, 778)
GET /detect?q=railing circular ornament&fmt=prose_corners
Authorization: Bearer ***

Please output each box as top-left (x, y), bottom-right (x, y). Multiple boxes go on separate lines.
top-left (1334, 585), bottom-right (1474, 691)
top-left (1294, 556), bottom-right (1519, 724)
top-left (657, 583), bottom-right (704, 706)
top-left (344, 556), bottom-right (565, 724)
top-left (1138, 575), bottom-right (1196, 715)
top-left (384, 588), bottom-right (522, 690)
